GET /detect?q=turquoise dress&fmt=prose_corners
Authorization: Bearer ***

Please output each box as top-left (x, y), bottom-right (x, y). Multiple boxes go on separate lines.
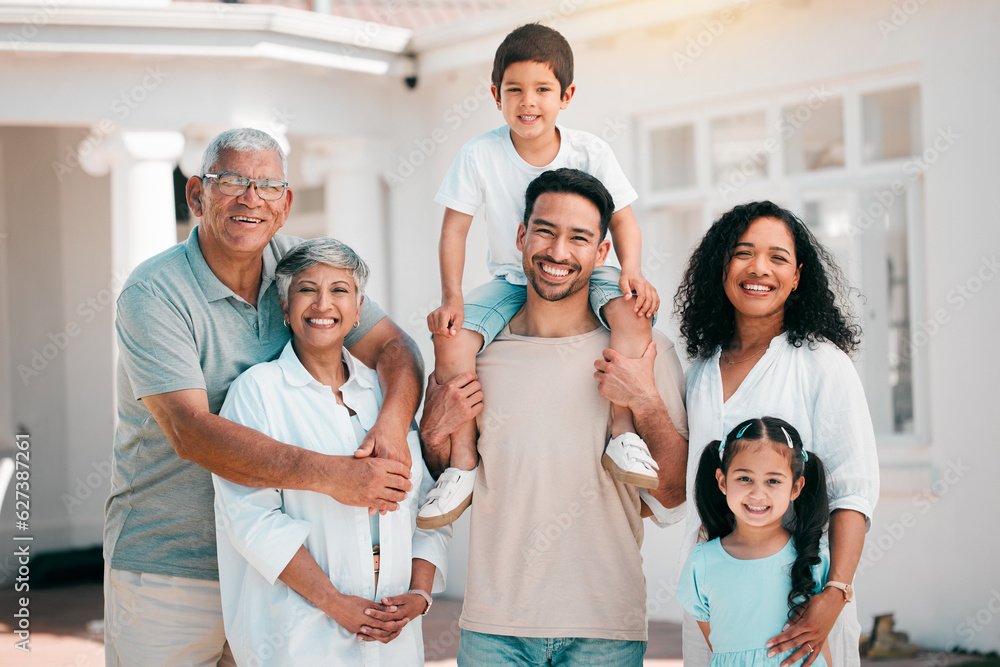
top-left (677, 537), bottom-right (830, 667)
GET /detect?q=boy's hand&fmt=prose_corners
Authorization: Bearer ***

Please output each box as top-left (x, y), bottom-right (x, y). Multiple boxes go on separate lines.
top-left (619, 270), bottom-right (659, 318)
top-left (427, 299), bottom-right (464, 337)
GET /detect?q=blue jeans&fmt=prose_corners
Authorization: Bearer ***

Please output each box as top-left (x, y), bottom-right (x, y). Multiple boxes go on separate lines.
top-left (458, 629), bottom-right (646, 666)
top-left (461, 266), bottom-right (640, 348)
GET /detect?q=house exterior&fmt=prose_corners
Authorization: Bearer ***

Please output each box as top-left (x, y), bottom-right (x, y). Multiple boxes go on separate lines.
top-left (1, 0), bottom-right (997, 653)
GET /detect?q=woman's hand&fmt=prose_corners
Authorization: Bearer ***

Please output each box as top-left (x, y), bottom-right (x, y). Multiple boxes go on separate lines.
top-left (325, 593), bottom-right (404, 641)
top-left (619, 269), bottom-right (659, 318)
top-left (768, 509), bottom-right (866, 665)
top-left (766, 587), bottom-right (845, 666)
top-left (357, 593), bottom-right (427, 643)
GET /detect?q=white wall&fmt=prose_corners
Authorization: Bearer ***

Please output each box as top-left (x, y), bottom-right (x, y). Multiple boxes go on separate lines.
top-left (55, 127), bottom-right (116, 546)
top-left (0, 127), bottom-right (114, 578)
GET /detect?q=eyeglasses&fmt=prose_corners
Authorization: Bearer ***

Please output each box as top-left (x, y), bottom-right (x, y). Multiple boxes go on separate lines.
top-left (203, 173), bottom-right (288, 200)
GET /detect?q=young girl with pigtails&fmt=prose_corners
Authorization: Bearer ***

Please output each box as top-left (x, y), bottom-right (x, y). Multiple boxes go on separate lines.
top-left (677, 417), bottom-right (834, 667)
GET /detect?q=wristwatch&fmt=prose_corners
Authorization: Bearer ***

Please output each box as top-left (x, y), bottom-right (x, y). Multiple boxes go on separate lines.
top-left (408, 589), bottom-right (433, 616)
top-left (823, 581), bottom-right (853, 602)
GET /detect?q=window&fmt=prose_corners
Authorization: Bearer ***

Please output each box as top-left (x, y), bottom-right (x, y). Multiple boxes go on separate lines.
top-left (649, 124), bottom-right (696, 191)
top-left (799, 186), bottom-right (918, 436)
top-left (711, 111), bottom-right (769, 185)
top-left (862, 85), bottom-right (922, 163)
top-left (783, 96), bottom-right (844, 172)
top-left (637, 73), bottom-right (926, 444)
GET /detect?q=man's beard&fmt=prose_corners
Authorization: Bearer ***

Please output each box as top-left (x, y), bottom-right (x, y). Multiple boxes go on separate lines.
top-left (524, 254), bottom-right (591, 302)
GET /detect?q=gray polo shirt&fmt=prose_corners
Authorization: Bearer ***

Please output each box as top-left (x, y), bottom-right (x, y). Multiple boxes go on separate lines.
top-left (104, 227), bottom-right (385, 580)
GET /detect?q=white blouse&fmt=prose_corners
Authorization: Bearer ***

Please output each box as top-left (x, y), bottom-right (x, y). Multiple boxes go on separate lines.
top-left (213, 342), bottom-right (450, 667)
top-left (682, 333), bottom-right (880, 560)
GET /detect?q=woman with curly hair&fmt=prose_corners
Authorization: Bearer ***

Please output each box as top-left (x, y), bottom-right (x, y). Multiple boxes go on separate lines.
top-left (674, 201), bottom-right (879, 667)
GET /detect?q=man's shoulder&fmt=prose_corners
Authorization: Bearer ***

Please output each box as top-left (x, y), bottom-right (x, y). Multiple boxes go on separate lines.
top-left (652, 329), bottom-right (685, 368)
top-left (121, 242), bottom-right (191, 293)
top-left (651, 329), bottom-right (678, 354)
top-left (489, 326), bottom-right (608, 348)
top-left (270, 233), bottom-right (304, 258)
top-left (122, 233), bottom-right (302, 296)
top-left (125, 243), bottom-right (187, 280)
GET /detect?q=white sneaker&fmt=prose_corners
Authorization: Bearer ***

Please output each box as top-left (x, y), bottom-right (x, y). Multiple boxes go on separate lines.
top-left (416, 466), bottom-right (478, 530)
top-left (602, 433), bottom-right (659, 489)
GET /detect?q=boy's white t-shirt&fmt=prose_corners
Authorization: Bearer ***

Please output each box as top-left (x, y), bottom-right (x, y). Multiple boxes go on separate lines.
top-left (435, 124), bottom-right (638, 286)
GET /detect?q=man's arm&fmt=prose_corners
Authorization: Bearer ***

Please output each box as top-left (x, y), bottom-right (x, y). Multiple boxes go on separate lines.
top-left (418, 371), bottom-right (484, 477)
top-left (347, 317), bottom-right (425, 468)
top-left (594, 341), bottom-right (687, 508)
top-left (145, 389), bottom-right (411, 512)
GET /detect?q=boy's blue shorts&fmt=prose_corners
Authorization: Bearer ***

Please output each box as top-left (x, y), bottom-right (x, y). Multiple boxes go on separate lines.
top-left (460, 266), bottom-right (654, 348)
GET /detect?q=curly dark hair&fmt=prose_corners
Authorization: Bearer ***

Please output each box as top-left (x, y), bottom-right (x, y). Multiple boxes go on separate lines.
top-left (695, 417), bottom-right (830, 622)
top-left (674, 201), bottom-right (862, 359)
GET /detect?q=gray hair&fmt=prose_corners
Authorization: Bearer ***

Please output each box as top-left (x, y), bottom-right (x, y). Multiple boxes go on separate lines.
top-left (200, 128), bottom-right (287, 178)
top-left (275, 237), bottom-right (370, 305)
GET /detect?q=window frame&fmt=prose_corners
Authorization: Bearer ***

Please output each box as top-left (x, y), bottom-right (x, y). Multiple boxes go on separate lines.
top-left (635, 68), bottom-right (929, 456)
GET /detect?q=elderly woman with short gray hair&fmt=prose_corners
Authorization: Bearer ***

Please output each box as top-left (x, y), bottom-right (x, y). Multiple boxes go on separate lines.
top-left (211, 237), bottom-right (449, 665)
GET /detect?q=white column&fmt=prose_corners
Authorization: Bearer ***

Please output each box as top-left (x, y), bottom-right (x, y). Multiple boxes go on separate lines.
top-left (81, 130), bottom-right (185, 278)
top-left (301, 138), bottom-right (391, 310)
top-left (179, 127), bottom-right (214, 179)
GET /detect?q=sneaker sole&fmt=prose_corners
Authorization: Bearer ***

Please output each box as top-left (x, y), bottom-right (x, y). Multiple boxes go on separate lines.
top-left (602, 453), bottom-right (659, 490)
top-left (416, 493), bottom-right (473, 530)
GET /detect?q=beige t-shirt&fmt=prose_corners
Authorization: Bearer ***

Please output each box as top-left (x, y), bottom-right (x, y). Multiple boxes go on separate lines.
top-left (460, 326), bottom-right (688, 641)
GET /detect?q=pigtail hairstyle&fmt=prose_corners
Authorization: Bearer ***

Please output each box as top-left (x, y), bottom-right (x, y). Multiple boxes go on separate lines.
top-left (694, 439), bottom-right (733, 541)
top-left (693, 418), bottom-right (764, 541)
top-left (785, 444), bottom-right (829, 622)
top-left (694, 417), bottom-right (831, 622)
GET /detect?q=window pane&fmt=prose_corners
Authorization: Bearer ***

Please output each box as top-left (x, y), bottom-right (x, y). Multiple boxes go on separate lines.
top-left (862, 85), bottom-right (922, 163)
top-left (649, 124), bottom-right (695, 190)
top-left (644, 205), bottom-right (703, 340)
top-left (783, 97), bottom-right (844, 173)
top-left (800, 193), bottom-right (859, 311)
top-left (801, 189), bottom-right (915, 436)
top-left (711, 111), bottom-right (768, 185)
top-left (862, 187), bottom-right (914, 434)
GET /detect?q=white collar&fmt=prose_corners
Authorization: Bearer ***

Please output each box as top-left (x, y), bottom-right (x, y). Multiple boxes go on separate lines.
top-left (275, 341), bottom-right (379, 427)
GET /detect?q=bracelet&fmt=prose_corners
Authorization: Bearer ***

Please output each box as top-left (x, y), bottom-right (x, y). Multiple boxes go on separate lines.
top-left (823, 581), bottom-right (853, 603)
top-left (408, 589), bottom-right (433, 616)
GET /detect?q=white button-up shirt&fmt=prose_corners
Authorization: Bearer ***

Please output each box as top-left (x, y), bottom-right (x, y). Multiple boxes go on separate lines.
top-left (213, 342), bottom-right (450, 666)
top-left (682, 333), bottom-right (881, 561)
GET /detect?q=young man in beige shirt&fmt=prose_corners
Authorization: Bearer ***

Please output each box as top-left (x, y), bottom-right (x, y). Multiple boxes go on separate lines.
top-left (421, 168), bottom-right (688, 665)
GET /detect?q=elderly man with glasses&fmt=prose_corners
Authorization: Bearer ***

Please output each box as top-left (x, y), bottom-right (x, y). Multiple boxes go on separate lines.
top-left (104, 128), bottom-right (424, 666)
